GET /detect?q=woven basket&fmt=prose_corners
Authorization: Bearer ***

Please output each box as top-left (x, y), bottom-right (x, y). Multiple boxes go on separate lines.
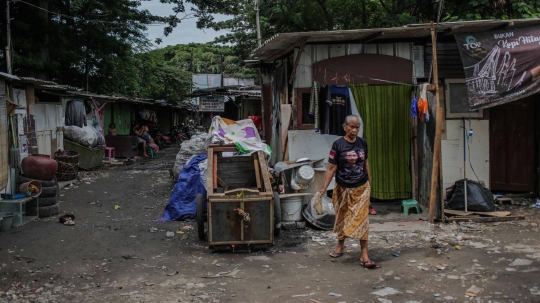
top-left (54, 151), bottom-right (79, 181)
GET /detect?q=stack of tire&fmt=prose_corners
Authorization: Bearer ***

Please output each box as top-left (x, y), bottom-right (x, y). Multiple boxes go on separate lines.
top-left (18, 175), bottom-right (60, 217)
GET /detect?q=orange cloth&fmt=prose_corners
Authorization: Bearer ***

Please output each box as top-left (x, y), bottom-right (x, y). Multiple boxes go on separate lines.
top-left (417, 98), bottom-right (429, 122)
top-left (222, 118), bottom-right (236, 125)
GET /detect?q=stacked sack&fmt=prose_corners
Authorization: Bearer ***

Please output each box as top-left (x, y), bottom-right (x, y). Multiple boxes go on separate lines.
top-left (172, 133), bottom-right (207, 181)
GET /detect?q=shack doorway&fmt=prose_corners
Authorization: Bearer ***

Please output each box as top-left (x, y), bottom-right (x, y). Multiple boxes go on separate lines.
top-left (489, 97), bottom-right (535, 192)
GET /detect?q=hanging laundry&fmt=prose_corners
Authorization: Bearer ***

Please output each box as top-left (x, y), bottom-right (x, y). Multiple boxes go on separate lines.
top-left (417, 84), bottom-right (429, 122)
top-left (326, 85), bottom-right (352, 136)
top-left (65, 99), bottom-right (87, 128)
top-left (411, 98), bottom-right (418, 118)
top-left (309, 80), bottom-right (320, 131)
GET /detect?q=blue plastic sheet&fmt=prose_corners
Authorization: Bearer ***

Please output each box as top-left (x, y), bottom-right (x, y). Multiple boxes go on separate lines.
top-left (158, 154), bottom-right (207, 221)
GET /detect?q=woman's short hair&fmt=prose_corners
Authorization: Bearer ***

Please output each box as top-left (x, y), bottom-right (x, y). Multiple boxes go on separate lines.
top-left (342, 115), bottom-right (360, 128)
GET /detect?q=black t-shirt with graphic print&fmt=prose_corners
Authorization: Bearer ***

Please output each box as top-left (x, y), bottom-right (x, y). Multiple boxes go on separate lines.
top-left (328, 137), bottom-right (368, 188)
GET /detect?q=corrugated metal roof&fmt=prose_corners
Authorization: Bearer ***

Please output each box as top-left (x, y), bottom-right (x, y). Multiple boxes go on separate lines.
top-left (252, 18), bottom-right (540, 60)
top-left (0, 72), bottom-right (19, 80)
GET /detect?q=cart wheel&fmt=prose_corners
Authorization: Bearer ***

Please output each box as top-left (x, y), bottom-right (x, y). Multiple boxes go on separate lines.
top-left (273, 192), bottom-right (281, 237)
top-left (196, 194), bottom-right (206, 240)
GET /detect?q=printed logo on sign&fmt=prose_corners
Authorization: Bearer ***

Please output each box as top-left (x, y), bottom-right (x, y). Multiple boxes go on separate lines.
top-left (463, 36), bottom-right (482, 50)
top-left (329, 151), bottom-right (336, 159)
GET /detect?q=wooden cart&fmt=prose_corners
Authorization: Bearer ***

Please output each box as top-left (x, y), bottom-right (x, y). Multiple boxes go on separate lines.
top-left (197, 144), bottom-right (279, 249)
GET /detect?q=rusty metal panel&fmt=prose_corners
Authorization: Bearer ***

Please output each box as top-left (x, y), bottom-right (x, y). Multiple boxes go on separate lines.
top-left (313, 54), bottom-right (413, 85)
top-left (209, 201), bottom-right (242, 243)
top-left (243, 200), bottom-right (272, 241)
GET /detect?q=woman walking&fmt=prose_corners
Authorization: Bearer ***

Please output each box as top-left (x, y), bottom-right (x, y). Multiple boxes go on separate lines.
top-left (317, 115), bottom-right (379, 269)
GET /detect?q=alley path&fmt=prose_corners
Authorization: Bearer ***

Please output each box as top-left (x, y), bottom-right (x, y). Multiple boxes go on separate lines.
top-left (1, 148), bottom-right (540, 303)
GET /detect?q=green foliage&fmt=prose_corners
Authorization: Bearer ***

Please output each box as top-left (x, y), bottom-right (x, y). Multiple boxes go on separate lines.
top-left (3, 0), bottom-right (540, 101)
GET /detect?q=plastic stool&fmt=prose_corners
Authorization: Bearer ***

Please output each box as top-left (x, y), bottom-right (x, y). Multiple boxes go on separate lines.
top-left (146, 147), bottom-right (158, 159)
top-left (104, 146), bottom-right (115, 161)
top-left (402, 199), bottom-right (421, 216)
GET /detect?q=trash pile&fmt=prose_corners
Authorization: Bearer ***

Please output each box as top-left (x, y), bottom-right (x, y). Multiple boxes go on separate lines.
top-left (64, 125), bottom-right (105, 148)
top-left (172, 132), bottom-right (207, 180)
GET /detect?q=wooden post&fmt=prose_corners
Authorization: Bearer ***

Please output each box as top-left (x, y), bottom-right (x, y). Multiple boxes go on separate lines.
top-left (428, 21), bottom-right (443, 223)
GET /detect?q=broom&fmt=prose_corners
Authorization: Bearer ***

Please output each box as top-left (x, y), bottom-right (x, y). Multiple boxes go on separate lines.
top-left (9, 115), bottom-right (20, 194)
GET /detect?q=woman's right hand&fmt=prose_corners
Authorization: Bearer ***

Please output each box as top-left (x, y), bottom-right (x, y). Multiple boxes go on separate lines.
top-left (316, 188), bottom-right (327, 197)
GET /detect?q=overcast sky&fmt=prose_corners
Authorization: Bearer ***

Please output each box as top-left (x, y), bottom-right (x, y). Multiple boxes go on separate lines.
top-left (140, 1), bottom-right (231, 47)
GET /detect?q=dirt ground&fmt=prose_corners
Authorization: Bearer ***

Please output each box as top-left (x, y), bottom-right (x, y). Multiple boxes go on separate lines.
top-left (1, 148), bottom-right (540, 303)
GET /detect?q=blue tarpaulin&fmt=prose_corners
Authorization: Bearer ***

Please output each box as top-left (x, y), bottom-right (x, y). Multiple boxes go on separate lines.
top-left (158, 154), bottom-right (207, 221)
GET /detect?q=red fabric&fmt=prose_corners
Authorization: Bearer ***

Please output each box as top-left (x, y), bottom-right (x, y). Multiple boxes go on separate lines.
top-left (249, 116), bottom-right (262, 130)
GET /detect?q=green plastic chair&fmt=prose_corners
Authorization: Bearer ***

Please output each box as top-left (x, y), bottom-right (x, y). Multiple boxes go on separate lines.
top-left (402, 199), bottom-right (421, 216)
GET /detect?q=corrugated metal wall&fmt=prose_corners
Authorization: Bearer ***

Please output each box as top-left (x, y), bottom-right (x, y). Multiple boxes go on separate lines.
top-left (295, 43), bottom-right (414, 88)
top-left (424, 43), bottom-right (465, 79)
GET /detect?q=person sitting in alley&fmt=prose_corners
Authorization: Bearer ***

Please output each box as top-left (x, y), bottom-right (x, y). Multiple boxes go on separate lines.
top-left (132, 123), bottom-right (149, 158)
top-left (109, 123), bottom-right (117, 136)
top-left (141, 125), bottom-right (159, 156)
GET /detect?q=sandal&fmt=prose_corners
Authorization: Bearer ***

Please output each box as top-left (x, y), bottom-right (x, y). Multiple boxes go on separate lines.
top-left (369, 206), bottom-right (377, 215)
top-left (329, 250), bottom-right (344, 258)
top-left (360, 260), bottom-right (381, 269)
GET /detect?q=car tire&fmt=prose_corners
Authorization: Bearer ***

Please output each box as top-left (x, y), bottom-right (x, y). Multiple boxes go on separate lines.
top-left (39, 185), bottom-right (58, 198)
top-left (39, 204), bottom-right (59, 218)
top-left (38, 196), bottom-right (58, 207)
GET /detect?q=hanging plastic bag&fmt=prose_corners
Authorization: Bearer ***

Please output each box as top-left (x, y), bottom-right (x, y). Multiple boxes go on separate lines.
top-left (309, 192), bottom-right (335, 220)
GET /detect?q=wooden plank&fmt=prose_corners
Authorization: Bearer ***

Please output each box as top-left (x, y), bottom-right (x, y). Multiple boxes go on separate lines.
top-left (253, 156), bottom-right (262, 191)
top-left (207, 240), bottom-right (273, 246)
top-left (211, 147), bottom-right (239, 152)
top-left (217, 157), bottom-right (253, 163)
top-left (217, 177), bottom-right (229, 191)
top-left (257, 151), bottom-right (272, 193)
top-left (213, 153), bottom-right (218, 190)
top-left (444, 209), bottom-right (511, 217)
top-left (207, 148), bottom-right (214, 194)
top-left (281, 104), bottom-right (292, 154)
top-left (428, 21), bottom-right (443, 224)
top-left (289, 38), bottom-right (307, 84)
top-left (446, 216), bottom-right (525, 223)
top-left (209, 144), bottom-right (236, 148)
top-left (209, 197), bottom-right (272, 202)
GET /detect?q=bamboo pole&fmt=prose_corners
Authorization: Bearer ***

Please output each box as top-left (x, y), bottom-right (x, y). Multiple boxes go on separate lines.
top-left (428, 21), bottom-right (443, 223)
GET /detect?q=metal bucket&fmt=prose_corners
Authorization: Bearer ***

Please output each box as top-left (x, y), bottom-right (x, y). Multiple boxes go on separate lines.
top-left (281, 196), bottom-right (303, 222)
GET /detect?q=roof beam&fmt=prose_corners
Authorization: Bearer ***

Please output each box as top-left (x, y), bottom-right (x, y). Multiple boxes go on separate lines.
top-left (264, 37), bottom-right (308, 62)
top-left (358, 31), bottom-right (384, 44)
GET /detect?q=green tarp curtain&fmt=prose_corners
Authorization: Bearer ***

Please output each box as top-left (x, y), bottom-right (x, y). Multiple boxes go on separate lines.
top-left (349, 84), bottom-right (412, 200)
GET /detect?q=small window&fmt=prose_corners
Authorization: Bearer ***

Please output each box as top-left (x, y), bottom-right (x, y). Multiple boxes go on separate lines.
top-left (445, 79), bottom-right (483, 119)
top-left (297, 88), bottom-right (314, 130)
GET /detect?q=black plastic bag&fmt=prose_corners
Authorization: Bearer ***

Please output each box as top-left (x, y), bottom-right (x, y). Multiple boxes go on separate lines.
top-left (447, 179), bottom-right (495, 212)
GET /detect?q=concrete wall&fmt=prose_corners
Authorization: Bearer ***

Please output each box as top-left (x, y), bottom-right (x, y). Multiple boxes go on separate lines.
top-left (441, 119), bottom-right (489, 190)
